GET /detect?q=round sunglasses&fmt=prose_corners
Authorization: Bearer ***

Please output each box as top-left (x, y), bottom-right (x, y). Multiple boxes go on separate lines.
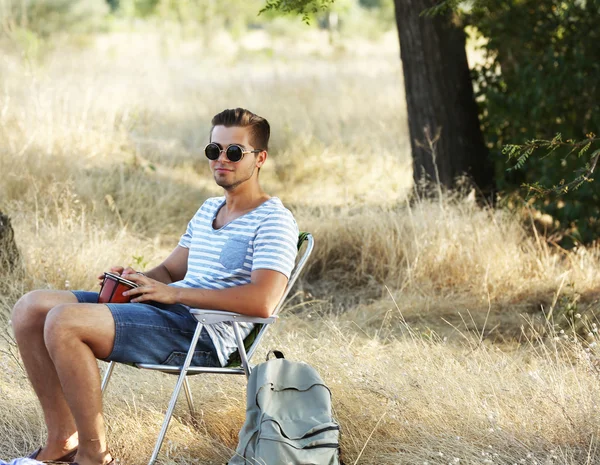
top-left (204, 143), bottom-right (262, 162)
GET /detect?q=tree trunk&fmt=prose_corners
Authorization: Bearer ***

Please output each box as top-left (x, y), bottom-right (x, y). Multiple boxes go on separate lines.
top-left (393, 0), bottom-right (493, 191)
top-left (0, 211), bottom-right (21, 274)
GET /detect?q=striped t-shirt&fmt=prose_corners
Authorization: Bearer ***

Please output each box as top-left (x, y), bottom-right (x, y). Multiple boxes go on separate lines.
top-left (170, 196), bottom-right (299, 366)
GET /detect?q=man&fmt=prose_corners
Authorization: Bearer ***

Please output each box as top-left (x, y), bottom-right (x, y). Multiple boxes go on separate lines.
top-left (10, 108), bottom-right (299, 465)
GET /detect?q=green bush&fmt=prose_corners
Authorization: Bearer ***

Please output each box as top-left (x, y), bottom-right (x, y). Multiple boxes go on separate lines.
top-left (470, 0), bottom-right (600, 245)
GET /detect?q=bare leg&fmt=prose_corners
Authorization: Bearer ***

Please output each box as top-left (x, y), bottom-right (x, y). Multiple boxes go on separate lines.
top-left (44, 303), bottom-right (115, 465)
top-left (11, 290), bottom-right (80, 460)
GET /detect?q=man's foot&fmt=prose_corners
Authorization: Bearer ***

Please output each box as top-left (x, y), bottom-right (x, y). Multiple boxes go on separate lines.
top-left (29, 446), bottom-right (78, 462)
top-left (65, 459), bottom-right (114, 465)
top-left (43, 459), bottom-right (114, 465)
top-left (68, 451), bottom-right (114, 465)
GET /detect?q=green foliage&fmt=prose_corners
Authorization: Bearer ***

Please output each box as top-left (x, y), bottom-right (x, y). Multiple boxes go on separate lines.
top-left (131, 254), bottom-right (149, 270)
top-left (422, 0), bottom-right (463, 17)
top-left (470, 0), bottom-right (600, 246)
top-left (505, 136), bottom-right (600, 196)
top-left (260, 0), bottom-right (336, 22)
top-left (259, 0), bottom-right (395, 38)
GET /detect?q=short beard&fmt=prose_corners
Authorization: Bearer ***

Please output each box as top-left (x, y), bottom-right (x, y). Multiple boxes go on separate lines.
top-left (215, 164), bottom-right (256, 191)
top-left (218, 179), bottom-right (243, 191)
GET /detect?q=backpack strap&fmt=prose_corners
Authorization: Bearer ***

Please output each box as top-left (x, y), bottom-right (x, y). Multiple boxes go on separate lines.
top-left (266, 350), bottom-right (285, 361)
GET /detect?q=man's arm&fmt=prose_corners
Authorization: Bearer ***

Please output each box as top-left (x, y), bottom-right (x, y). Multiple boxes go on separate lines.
top-left (140, 246), bottom-right (189, 284)
top-left (102, 246), bottom-right (189, 285)
top-left (123, 269), bottom-right (288, 319)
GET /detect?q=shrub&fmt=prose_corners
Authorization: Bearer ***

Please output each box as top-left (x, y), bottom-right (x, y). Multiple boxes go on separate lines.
top-left (470, 0), bottom-right (600, 246)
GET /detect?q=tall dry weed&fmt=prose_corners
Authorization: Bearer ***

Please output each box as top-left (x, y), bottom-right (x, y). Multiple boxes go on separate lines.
top-left (298, 190), bottom-right (600, 303)
top-left (5, 314), bottom-right (599, 464)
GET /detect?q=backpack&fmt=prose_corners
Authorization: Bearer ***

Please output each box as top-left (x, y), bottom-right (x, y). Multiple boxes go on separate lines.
top-left (228, 351), bottom-right (340, 465)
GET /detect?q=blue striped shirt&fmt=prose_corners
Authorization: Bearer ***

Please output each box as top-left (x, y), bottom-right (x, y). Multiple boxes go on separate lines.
top-left (170, 196), bottom-right (299, 366)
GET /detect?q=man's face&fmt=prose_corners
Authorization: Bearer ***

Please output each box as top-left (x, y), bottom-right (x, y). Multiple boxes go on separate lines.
top-left (209, 125), bottom-right (266, 191)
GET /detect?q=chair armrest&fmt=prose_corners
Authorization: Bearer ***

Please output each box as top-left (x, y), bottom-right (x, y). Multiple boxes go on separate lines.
top-left (189, 309), bottom-right (278, 325)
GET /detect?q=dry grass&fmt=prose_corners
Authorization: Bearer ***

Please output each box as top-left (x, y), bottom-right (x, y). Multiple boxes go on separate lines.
top-left (2, 28), bottom-right (600, 464)
top-left (3, 316), bottom-right (600, 464)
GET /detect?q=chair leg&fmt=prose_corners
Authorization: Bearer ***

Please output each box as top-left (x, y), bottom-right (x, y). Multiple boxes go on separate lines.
top-left (101, 361), bottom-right (116, 393)
top-left (147, 323), bottom-right (204, 465)
top-left (183, 377), bottom-right (196, 418)
top-left (232, 322), bottom-right (252, 378)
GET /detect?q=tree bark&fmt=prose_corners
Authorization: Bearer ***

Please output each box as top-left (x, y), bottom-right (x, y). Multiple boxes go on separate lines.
top-left (393, 0), bottom-right (493, 191)
top-left (0, 211), bottom-right (21, 274)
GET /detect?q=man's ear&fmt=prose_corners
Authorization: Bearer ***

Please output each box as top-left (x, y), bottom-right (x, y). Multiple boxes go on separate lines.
top-left (256, 150), bottom-right (268, 167)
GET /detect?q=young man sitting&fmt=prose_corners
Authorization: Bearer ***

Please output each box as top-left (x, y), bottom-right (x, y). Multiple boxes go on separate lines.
top-left (10, 108), bottom-right (299, 465)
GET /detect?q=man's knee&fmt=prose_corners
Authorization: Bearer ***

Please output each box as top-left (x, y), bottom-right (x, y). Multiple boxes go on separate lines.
top-left (11, 290), bottom-right (54, 335)
top-left (44, 304), bottom-right (80, 351)
top-left (44, 304), bottom-right (114, 359)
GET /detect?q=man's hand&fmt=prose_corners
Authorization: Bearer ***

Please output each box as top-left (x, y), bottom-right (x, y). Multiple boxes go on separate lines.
top-left (97, 266), bottom-right (137, 285)
top-left (121, 273), bottom-right (180, 305)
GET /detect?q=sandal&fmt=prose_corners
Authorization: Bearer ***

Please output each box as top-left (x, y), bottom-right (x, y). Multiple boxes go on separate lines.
top-left (56, 457), bottom-right (115, 465)
top-left (29, 447), bottom-right (78, 463)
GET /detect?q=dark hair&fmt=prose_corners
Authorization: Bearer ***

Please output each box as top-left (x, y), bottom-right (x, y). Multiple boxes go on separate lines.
top-left (210, 108), bottom-right (270, 151)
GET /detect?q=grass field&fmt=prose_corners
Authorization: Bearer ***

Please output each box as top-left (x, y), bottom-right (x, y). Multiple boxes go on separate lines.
top-left (2, 28), bottom-right (600, 465)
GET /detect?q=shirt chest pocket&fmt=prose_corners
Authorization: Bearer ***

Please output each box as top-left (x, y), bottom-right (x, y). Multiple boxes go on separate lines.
top-left (219, 237), bottom-right (250, 270)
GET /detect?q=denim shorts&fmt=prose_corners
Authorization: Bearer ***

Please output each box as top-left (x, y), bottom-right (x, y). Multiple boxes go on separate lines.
top-left (72, 291), bottom-right (221, 367)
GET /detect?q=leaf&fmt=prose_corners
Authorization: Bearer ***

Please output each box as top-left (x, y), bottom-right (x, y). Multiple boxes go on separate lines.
top-left (577, 141), bottom-right (592, 158)
top-left (259, 0), bottom-right (334, 20)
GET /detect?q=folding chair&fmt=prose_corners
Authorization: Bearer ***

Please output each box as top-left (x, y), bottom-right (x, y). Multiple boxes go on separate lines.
top-left (100, 232), bottom-right (314, 465)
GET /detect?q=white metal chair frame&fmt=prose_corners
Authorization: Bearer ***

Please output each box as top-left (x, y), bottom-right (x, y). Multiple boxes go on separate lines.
top-left (100, 233), bottom-right (314, 465)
